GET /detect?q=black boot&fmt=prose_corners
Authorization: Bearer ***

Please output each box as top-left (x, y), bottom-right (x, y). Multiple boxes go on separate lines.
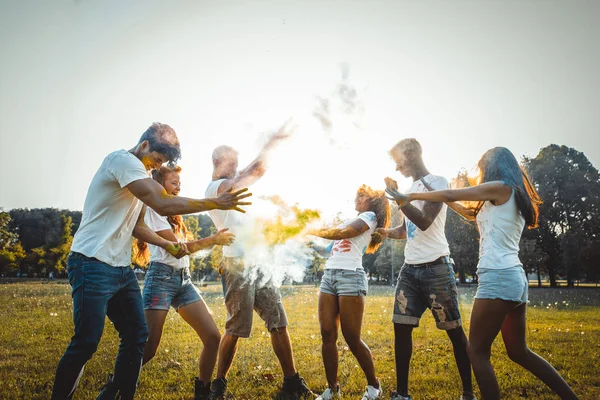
top-left (194, 377), bottom-right (211, 400)
top-left (207, 377), bottom-right (227, 400)
top-left (278, 373), bottom-right (316, 399)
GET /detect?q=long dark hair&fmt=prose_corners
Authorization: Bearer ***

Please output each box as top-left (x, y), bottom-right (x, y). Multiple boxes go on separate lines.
top-left (358, 185), bottom-right (391, 253)
top-left (133, 165), bottom-right (191, 266)
top-left (473, 147), bottom-right (542, 229)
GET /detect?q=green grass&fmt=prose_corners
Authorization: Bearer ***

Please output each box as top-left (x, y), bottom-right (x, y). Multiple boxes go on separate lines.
top-left (1, 283), bottom-right (599, 399)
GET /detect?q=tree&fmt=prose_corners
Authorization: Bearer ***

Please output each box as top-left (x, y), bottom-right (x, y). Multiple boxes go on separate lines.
top-left (0, 210), bottom-right (26, 275)
top-left (524, 145), bottom-right (600, 286)
top-left (49, 214), bottom-right (74, 273)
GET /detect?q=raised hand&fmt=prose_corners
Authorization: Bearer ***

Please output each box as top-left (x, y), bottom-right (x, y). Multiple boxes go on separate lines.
top-left (384, 177), bottom-right (399, 191)
top-left (271, 117), bottom-right (297, 142)
top-left (386, 187), bottom-right (410, 207)
top-left (213, 228), bottom-right (235, 246)
top-left (216, 187), bottom-right (253, 213)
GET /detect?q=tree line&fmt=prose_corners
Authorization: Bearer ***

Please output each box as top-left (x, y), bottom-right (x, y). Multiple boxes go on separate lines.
top-left (1, 144), bottom-right (599, 287)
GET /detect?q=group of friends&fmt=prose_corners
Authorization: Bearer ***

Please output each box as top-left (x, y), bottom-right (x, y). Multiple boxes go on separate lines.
top-left (50, 121), bottom-right (579, 400)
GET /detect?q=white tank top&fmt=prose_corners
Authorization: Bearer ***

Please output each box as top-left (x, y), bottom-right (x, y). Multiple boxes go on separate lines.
top-left (476, 190), bottom-right (525, 270)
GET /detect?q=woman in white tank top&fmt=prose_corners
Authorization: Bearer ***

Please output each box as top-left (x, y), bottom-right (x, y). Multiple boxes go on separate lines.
top-left (385, 147), bottom-right (578, 400)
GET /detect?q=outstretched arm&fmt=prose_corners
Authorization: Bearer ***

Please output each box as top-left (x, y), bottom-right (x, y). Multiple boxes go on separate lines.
top-left (152, 227), bottom-right (236, 254)
top-left (375, 224), bottom-right (407, 240)
top-left (308, 218), bottom-right (370, 240)
top-left (127, 178), bottom-right (252, 216)
top-left (387, 181), bottom-right (511, 206)
top-left (132, 206), bottom-right (187, 258)
top-left (384, 177), bottom-right (443, 231)
top-left (418, 177), bottom-right (476, 221)
top-left (217, 119), bottom-right (295, 194)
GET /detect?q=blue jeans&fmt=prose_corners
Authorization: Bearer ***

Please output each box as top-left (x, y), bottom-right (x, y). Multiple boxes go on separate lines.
top-left (52, 252), bottom-right (149, 400)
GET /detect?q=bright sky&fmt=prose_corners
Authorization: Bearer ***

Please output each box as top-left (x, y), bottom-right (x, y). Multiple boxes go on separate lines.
top-left (2, 0), bottom-right (599, 220)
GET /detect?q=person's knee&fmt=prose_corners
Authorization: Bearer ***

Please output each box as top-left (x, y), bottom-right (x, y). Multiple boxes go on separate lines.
top-left (320, 326), bottom-right (338, 345)
top-left (467, 341), bottom-right (490, 361)
top-left (341, 331), bottom-right (362, 352)
top-left (67, 336), bottom-right (100, 360)
top-left (205, 329), bottom-right (221, 349)
top-left (506, 345), bottom-right (531, 365)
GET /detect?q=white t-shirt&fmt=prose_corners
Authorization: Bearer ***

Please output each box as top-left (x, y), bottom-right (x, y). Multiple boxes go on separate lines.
top-left (325, 211), bottom-right (378, 271)
top-left (403, 174), bottom-right (451, 264)
top-left (71, 150), bottom-right (149, 266)
top-left (476, 190), bottom-right (525, 270)
top-left (144, 207), bottom-right (190, 270)
top-left (205, 179), bottom-right (243, 257)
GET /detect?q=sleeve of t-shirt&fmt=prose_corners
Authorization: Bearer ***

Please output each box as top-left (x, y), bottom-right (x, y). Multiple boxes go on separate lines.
top-left (357, 211), bottom-right (378, 230)
top-left (425, 175), bottom-right (450, 191)
top-left (205, 179), bottom-right (225, 198)
top-left (108, 152), bottom-right (149, 188)
top-left (144, 207), bottom-right (171, 232)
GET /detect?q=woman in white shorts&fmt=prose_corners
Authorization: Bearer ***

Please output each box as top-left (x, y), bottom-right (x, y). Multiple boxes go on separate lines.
top-left (135, 165), bottom-right (235, 400)
top-left (385, 147), bottom-right (578, 400)
top-left (308, 185), bottom-right (390, 400)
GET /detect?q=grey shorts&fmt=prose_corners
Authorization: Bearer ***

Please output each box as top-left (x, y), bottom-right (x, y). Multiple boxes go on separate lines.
top-left (475, 266), bottom-right (528, 304)
top-left (320, 268), bottom-right (368, 297)
top-left (142, 262), bottom-right (202, 311)
top-left (393, 261), bottom-right (462, 330)
top-left (221, 257), bottom-right (288, 338)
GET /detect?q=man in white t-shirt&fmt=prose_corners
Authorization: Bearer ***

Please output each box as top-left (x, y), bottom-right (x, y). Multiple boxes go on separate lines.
top-left (204, 120), bottom-right (315, 400)
top-left (52, 123), bottom-right (251, 400)
top-left (377, 139), bottom-right (475, 400)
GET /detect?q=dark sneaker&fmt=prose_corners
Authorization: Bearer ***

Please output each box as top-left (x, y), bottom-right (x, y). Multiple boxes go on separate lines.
top-left (207, 377), bottom-right (228, 400)
top-left (194, 378), bottom-right (211, 400)
top-left (277, 373), bottom-right (316, 399)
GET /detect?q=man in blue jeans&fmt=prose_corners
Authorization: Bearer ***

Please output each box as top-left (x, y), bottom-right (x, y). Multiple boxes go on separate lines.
top-left (376, 139), bottom-right (475, 400)
top-left (52, 123), bottom-right (252, 400)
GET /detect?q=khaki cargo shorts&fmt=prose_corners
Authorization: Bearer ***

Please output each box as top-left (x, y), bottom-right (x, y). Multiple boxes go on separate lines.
top-left (221, 257), bottom-right (288, 338)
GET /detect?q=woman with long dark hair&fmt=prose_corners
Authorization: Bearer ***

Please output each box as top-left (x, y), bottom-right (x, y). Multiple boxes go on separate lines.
top-left (135, 165), bottom-right (235, 400)
top-left (385, 147), bottom-right (578, 400)
top-left (308, 185), bottom-right (391, 400)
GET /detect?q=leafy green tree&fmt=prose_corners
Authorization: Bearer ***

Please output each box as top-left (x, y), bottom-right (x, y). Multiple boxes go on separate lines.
top-left (49, 214), bottom-right (74, 273)
top-left (0, 210), bottom-right (26, 275)
top-left (524, 145), bottom-right (600, 286)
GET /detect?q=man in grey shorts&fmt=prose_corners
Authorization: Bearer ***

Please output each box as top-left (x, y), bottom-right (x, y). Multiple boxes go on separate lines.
top-left (205, 120), bottom-right (315, 400)
top-left (377, 139), bottom-right (475, 400)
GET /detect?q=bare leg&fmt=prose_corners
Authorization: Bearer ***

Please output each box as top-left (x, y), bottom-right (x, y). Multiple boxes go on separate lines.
top-left (271, 326), bottom-right (297, 377)
top-left (501, 304), bottom-right (578, 399)
top-left (339, 295), bottom-right (378, 387)
top-left (216, 332), bottom-right (240, 379)
top-left (319, 292), bottom-right (340, 389)
top-left (394, 323), bottom-right (414, 396)
top-left (467, 299), bottom-right (517, 400)
top-left (178, 300), bottom-right (221, 384)
top-left (142, 310), bottom-right (168, 365)
top-left (446, 327), bottom-right (474, 399)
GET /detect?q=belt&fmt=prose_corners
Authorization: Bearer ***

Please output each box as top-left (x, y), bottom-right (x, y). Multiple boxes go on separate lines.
top-left (150, 261), bottom-right (190, 276)
top-left (405, 256), bottom-right (452, 268)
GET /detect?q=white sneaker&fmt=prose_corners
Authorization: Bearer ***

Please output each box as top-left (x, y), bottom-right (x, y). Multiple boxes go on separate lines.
top-left (316, 386), bottom-right (341, 400)
top-left (389, 391), bottom-right (410, 400)
top-left (361, 382), bottom-right (382, 400)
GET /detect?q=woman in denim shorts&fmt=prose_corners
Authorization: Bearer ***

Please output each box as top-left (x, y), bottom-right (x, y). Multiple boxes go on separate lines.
top-left (308, 185), bottom-right (390, 400)
top-left (135, 165), bottom-right (235, 400)
top-left (386, 147), bottom-right (578, 400)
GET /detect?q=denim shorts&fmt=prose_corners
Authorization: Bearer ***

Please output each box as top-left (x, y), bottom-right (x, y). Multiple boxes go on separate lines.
top-left (393, 261), bottom-right (462, 330)
top-left (475, 266), bottom-right (528, 305)
top-left (320, 268), bottom-right (368, 297)
top-left (142, 262), bottom-right (202, 311)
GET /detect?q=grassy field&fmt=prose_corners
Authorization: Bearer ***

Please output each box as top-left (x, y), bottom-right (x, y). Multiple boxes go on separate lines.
top-left (1, 283), bottom-right (599, 400)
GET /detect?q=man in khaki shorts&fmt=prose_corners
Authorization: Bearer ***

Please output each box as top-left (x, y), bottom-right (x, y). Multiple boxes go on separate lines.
top-left (205, 120), bottom-right (315, 400)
